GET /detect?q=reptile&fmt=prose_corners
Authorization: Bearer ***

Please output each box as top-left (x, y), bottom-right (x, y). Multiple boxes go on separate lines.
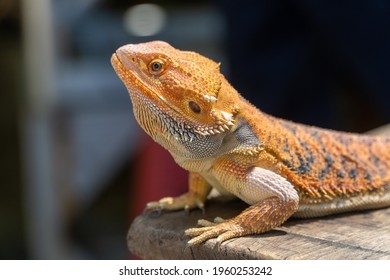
top-left (111, 41), bottom-right (390, 246)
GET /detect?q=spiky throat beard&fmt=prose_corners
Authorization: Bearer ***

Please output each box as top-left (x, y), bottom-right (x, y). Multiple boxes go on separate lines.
top-left (130, 90), bottom-right (229, 160)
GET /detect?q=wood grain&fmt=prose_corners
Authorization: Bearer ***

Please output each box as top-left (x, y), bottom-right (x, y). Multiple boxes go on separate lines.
top-left (127, 196), bottom-right (390, 259)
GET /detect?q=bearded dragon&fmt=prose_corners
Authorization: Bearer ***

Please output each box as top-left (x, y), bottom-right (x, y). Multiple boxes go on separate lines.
top-left (111, 41), bottom-right (390, 246)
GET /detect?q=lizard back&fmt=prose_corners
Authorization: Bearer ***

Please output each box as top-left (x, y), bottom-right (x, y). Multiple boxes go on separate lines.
top-left (256, 112), bottom-right (390, 216)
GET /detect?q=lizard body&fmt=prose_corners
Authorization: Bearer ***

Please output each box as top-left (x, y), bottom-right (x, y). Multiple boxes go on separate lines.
top-left (111, 41), bottom-right (390, 245)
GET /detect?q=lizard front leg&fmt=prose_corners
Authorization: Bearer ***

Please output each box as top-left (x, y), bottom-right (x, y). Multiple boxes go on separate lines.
top-left (145, 172), bottom-right (212, 214)
top-left (185, 163), bottom-right (299, 245)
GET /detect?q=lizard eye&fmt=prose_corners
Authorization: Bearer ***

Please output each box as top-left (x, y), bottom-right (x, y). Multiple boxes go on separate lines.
top-left (148, 59), bottom-right (164, 74)
top-left (188, 101), bottom-right (201, 114)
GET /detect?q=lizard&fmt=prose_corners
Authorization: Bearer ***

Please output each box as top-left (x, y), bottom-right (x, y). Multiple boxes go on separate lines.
top-left (111, 41), bottom-right (390, 246)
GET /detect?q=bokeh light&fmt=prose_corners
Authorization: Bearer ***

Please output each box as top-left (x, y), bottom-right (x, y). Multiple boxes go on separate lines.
top-left (123, 4), bottom-right (166, 37)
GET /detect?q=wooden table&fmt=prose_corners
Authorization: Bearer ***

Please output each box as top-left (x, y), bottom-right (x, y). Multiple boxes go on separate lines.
top-left (127, 195), bottom-right (390, 259)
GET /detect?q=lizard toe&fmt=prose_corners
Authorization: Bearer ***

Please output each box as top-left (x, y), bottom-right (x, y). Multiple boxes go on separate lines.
top-left (197, 219), bottom-right (217, 227)
top-left (186, 227), bottom-right (227, 246)
top-left (185, 219), bottom-right (245, 246)
top-left (216, 230), bottom-right (244, 244)
top-left (195, 216), bottom-right (225, 227)
top-left (213, 217), bottom-right (226, 223)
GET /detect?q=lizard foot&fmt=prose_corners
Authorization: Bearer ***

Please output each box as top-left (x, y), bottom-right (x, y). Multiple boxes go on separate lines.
top-left (184, 197), bottom-right (298, 246)
top-left (144, 192), bottom-right (206, 215)
top-left (185, 217), bottom-right (246, 246)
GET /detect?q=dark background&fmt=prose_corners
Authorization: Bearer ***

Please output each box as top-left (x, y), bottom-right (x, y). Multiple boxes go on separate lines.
top-left (0, 0), bottom-right (389, 259)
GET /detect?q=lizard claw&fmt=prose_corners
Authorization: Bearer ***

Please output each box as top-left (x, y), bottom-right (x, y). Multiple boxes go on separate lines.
top-left (197, 201), bottom-right (206, 215)
top-left (184, 205), bottom-right (191, 216)
top-left (143, 203), bottom-right (163, 217)
top-left (148, 208), bottom-right (163, 218)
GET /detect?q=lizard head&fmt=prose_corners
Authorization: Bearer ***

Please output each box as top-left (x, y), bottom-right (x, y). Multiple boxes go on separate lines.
top-left (111, 41), bottom-right (239, 143)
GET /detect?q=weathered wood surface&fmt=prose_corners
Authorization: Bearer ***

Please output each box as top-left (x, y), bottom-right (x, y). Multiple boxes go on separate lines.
top-left (127, 195), bottom-right (390, 260)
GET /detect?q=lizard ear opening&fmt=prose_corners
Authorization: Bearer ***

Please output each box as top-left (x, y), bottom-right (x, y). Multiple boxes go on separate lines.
top-left (188, 101), bottom-right (201, 114)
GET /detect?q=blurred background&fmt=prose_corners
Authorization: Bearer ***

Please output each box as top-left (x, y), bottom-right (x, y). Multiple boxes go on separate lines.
top-left (0, 0), bottom-right (389, 259)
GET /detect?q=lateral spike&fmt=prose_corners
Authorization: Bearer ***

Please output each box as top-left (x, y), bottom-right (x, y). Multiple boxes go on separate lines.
top-left (203, 94), bottom-right (217, 102)
top-left (209, 96), bottom-right (217, 102)
top-left (221, 111), bottom-right (233, 121)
